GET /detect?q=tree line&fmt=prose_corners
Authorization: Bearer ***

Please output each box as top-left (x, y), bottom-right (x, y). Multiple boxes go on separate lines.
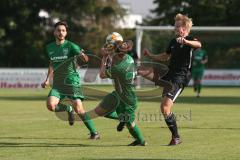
top-left (0, 0), bottom-right (239, 68)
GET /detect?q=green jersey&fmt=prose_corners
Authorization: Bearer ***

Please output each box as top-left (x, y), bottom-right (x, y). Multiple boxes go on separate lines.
top-left (192, 49), bottom-right (207, 70)
top-left (106, 54), bottom-right (137, 106)
top-left (46, 40), bottom-right (81, 88)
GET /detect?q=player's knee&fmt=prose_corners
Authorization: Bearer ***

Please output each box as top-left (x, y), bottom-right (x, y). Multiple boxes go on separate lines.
top-left (72, 105), bottom-right (85, 114)
top-left (161, 104), bottom-right (171, 117)
top-left (126, 122), bottom-right (135, 129)
top-left (46, 102), bottom-right (57, 111)
top-left (71, 100), bottom-right (84, 114)
top-left (73, 107), bottom-right (85, 114)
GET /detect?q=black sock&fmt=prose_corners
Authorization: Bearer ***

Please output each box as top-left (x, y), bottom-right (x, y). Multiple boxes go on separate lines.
top-left (165, 113), bottom-right (180, 138)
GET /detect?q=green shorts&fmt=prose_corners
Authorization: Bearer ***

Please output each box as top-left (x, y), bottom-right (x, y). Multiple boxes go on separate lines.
top-left (48, 87), bottom-right (85, 101)
top-left (192, 69), bottom-right (204, 80)
top-left (100, 91), bottom-right (137, 123)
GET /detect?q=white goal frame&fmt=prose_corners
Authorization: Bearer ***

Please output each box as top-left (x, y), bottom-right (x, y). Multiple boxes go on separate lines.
top-left (135, 26), bottom-right (240, 59)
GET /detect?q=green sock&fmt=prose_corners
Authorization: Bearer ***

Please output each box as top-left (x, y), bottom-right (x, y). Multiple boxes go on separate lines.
top-left (79, 113), bottom-right (97, 134)
top-left (55, 103), bottom-right (73, 112)
top-left (193, 84), bottom-right (197, 92)
top-left (127, 123), bottom-right (145, 144)
top-left (104, 111), bottom-right (119, 120)
top-left (197, 84), bottom-right (202, 94)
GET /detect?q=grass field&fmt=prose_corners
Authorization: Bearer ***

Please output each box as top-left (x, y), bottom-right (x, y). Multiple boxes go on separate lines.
top-left (0, 86), bottom-right (240, 160)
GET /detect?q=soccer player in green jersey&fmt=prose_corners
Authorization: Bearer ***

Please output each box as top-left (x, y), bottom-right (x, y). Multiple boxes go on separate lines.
top-left (84, 32), bottom-right (146, 146)
top-left (41, 21), bottom-right (100, 139)
top-left (192, 48), bottom-right (208, 97)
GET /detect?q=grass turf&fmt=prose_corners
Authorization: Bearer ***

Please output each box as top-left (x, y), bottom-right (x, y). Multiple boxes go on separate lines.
top-left (0, 86), bottom-right (240, 160)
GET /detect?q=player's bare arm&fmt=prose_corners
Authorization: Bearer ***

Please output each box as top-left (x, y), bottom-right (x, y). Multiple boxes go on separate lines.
top-left (201, 55), bottom-right (208, 64)
top-left (99, 49), bottom-right (109, 79)
top-left (41, 62), bottom-right (53, 88)
top-left (176, 37), bottom-right (202, 48)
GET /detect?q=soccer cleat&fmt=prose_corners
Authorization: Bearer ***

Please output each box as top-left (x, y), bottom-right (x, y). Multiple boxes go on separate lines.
top-left (68, 110), bottom-right (75, 126)
top-left (168, 137), bottom-right (182, 146)
top-left (196, 92), bottom-right (200, 98)
top-left (117, 122), bottom-right (125, 132)
top-left (128, 140), bottom-right (147, 146)
top-left (89, 132), bottom-right (100, 140)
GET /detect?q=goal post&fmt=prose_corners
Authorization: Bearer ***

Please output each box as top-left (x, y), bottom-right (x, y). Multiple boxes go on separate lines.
top-left (135, 26), bottom-right (240, 88)
top-left (136, 26), bottom-right (240, 60)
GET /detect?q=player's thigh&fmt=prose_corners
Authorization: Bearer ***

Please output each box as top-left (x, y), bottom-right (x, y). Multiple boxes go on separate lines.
top-left (137, 66), bottom-right (154, 81)
top-left (192, 69), bottom-right (203, 80)
top-left (47, 89), bottom-right (64, 110)
top-left (197, 70), bottom-right (204, 80)
top-left (47, 96), bottom-right (60, 111)
top-left (116, 101), bottom-right (137, 123)
top-left (161, 83), bottom-right (183, 115)
top-left (97, 92), bottom-right (119, 116)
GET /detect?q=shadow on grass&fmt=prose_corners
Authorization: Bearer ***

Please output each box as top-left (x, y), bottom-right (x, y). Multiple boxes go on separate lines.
top-left (0, 141), bottom-right (126, 148)
top-left (0, 142), bottom-right (88, 147)
top-left (1, 95), bottom-right (240, 105)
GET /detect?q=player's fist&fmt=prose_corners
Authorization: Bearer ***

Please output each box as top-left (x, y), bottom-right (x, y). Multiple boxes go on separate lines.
top-left (176, 37), bottom-right (186, 44)
top-left (41, 80), bottom-right (49, 88)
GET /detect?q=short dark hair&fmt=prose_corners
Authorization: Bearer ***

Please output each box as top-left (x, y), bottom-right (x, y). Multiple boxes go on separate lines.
top-left (54, 21), bottom-right (68, 30)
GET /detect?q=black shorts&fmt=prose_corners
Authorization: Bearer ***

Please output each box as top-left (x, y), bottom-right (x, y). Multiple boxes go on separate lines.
top-left (162, 82), bottom-right (184, 102)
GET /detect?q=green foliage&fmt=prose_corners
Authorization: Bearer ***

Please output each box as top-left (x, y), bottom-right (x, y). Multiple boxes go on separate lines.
top-left (149, 0), bottom-right (240, 26)
top-left (0, 0), bottom-right (125, 67)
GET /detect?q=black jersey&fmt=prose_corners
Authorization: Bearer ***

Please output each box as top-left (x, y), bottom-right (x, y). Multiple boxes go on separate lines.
top-left (163, 36), bottom-right (197, 85)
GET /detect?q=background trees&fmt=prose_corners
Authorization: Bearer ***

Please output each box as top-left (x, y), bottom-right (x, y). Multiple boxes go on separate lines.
top-left (0, 0), bottom-right (125, 67)
top-left (0, 0), bottom-right (239, 68)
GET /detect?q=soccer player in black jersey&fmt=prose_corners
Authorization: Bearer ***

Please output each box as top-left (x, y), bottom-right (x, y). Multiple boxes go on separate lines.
top-left (138, 13), bottom-right (201, 145)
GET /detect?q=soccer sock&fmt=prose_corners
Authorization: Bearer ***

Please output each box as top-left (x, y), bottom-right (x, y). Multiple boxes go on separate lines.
top-left (197, 83), bottom-right (202, 93)
top-left (127, 123), bottom-right (145, 144)
top-left (79, 112), bottom-right (97, 134)
top-left (104, 111), bottom-right (119, 120)
top-left (165, 113), bottom-right (180, 138)
top-left (55, 103), bottom-right (73, 112)
top-left (193, 84), bottom-right (197, 92)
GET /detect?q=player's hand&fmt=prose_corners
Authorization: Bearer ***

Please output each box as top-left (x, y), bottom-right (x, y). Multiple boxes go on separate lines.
top-left (41, 80), bottom-right (50, 88)
top-left (201, 60), bottom-right (207, 64)
top-left (143, 49), bottom-right (151, 57)
top-left (176, 37), bottom-right (187, 44)
top-left (79, 51), bottom-right (89, 63)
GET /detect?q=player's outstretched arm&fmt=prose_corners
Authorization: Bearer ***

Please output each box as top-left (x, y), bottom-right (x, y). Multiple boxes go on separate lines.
top-left (144, 49), bottom-right (170, 62)
top-left (176, 37), bottom-right (202, 48)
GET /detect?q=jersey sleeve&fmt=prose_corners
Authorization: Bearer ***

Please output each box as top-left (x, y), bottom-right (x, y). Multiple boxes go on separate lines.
top-left (70, 42), bottom-right (82, 56)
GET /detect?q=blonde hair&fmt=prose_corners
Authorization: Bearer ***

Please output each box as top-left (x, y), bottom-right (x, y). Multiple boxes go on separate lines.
top-left (174, 13), bottom-right (193, 32)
